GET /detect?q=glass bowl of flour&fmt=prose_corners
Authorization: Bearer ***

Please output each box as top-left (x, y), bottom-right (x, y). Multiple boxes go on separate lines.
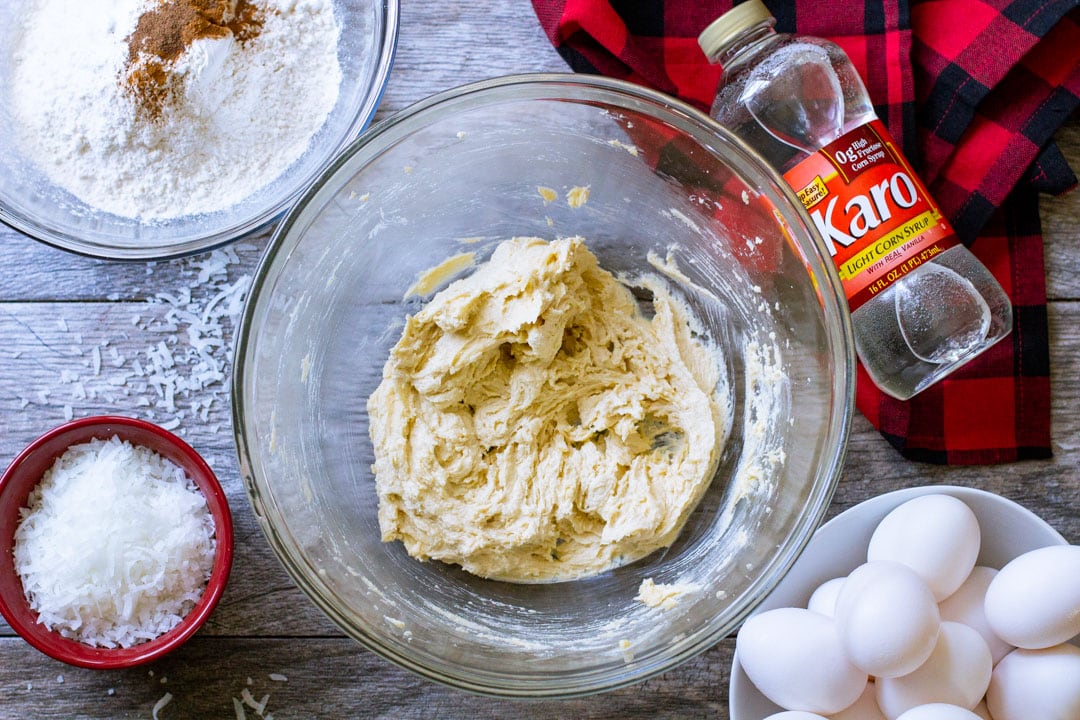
top-left (233, 75), bottom-right (856, 696)
top-left (0, 0), bottom-right (398, 260)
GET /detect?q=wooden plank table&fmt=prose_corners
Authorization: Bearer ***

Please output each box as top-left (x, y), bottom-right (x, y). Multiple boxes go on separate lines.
top-left (0, 2), bottom-right (1076, 718)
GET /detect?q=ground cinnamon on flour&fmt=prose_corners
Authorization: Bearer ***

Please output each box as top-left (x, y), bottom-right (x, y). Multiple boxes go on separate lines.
top-left (12, 0), bottom-right (341, 219)
top-left (124, 0), bottom-right (264, 118)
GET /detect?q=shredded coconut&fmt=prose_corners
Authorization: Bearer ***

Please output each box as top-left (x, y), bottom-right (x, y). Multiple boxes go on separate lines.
top-left (29, 246), bottom-right (252, 431)
top-left (241, 689), bottom-right (269, 714)
top-left (152, 692), bottom-right (173, 720)
top-left (9, 0), bottom-right (341, 219)
top-left (13, 437), bottom-right (216, 648)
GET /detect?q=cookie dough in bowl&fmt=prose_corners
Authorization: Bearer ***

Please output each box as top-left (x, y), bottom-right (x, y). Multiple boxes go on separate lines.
top-left (234, 75), bottom-right (854, 697)
top-left (369, 236), bottom-right (729, 582)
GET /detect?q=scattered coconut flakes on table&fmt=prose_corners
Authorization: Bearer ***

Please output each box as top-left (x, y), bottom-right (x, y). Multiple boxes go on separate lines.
top-left (241, 688), bottom-right (269, 714)
top-left (25, 246), bottom-right (253, 430)
top-left (232, 679), bottom-right (277, 719)
top-left (152, 692), bottom-right (173, 720)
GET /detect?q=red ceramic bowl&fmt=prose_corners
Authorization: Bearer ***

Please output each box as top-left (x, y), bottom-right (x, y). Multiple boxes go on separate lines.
top-left (0, 416), bottom-right (234, 669)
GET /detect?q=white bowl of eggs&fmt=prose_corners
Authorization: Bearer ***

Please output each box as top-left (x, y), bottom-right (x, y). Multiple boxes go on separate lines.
top-left (729, 485), bottom-right (1080, 720)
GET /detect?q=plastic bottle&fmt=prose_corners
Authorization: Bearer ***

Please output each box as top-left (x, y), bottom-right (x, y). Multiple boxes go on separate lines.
top-left (698, 0), bottom-right (1012, 400)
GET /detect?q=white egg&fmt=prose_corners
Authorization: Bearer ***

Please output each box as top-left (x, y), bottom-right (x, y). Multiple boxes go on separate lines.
top-left (983, 544), bottom-right (1080, 649)
top-left (737, 607), bottom-right (867, 715)
top-left (985, 644), bottom-right (1080, 720)
top-left (832, 680), bottom-right (887, 720)
top-left (807, 577), bottom-right (845, 618)
top-left (835, 562), bottom-right (940, 678)
top-left (763, 713), bottom-right (829, 720)
top-left (876, 622), bottom-right (992, 720)
top-left (867, 494), bottom-right (981, 601)
top-left (894, 704), bottom-right (982, 720)
top-left (937, 566), bottom-right (1014, 664)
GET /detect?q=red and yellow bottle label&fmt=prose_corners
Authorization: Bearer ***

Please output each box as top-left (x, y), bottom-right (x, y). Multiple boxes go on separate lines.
top-left (783, 119), bottom-right (958, 311)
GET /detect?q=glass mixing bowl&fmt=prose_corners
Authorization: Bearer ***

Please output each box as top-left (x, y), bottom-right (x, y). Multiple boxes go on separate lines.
top-left (0, 0), bottom-right (398, 260)
top-left (233, 74), bottom-right (856, 697)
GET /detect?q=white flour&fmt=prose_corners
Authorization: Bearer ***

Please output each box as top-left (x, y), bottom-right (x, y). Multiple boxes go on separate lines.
top-left (8, 0), bottom-right (341, 220)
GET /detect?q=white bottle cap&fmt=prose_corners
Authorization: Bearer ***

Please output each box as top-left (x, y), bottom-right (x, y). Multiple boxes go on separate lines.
top-left (698, 0), bottom-right (775, 60)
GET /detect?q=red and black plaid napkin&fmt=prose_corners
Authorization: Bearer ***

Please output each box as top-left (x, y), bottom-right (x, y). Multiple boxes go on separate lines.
top-left (532, 0), bottom-right (1080, 464)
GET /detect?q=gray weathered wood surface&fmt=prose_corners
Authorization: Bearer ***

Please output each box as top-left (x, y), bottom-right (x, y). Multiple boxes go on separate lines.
top-left (0, 2), bottom-right (1077, 718)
